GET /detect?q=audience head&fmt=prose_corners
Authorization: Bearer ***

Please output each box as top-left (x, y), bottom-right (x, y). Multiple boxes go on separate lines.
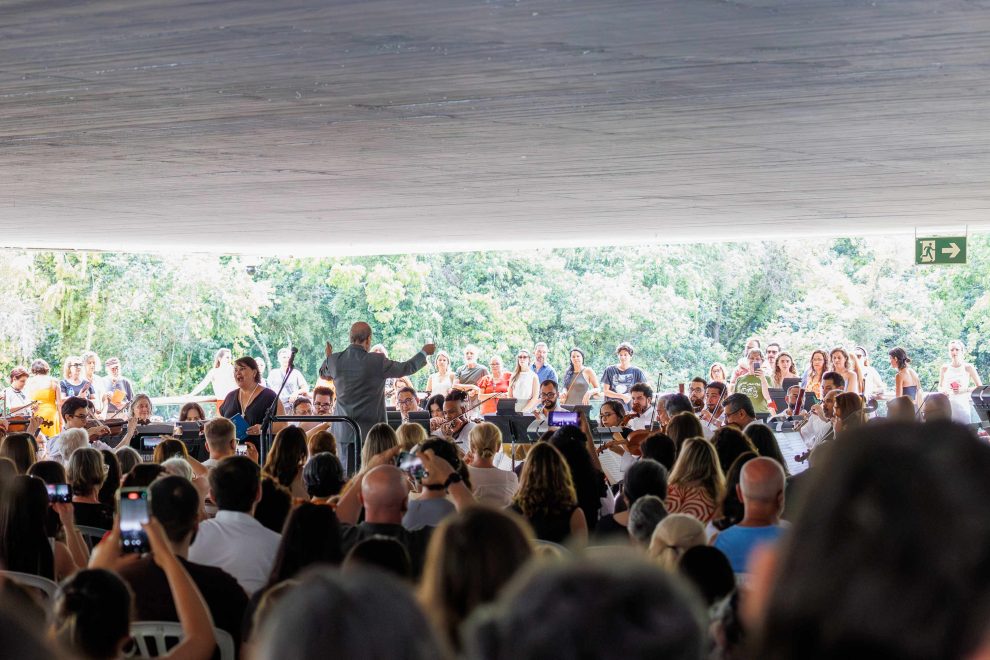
top-left (466, 559), bottom-right (705, 660)
top-left (752, 422), bottom-right (990, 659)
top-left (360, 465), bottom-right (410, 523)
top-left (303, 452), bottom-right (345, 499)
top-left (396, 423), bottom-right (427, 451)
top-left (68, 447), bottom-right (106, 498)
top-left (742, 422), bottom-right (789, 475)
top-left (208, 455), bottom-right (261, 513)
top-left (308, 430), bottom-right (337, 457)
top-left (97, 450), bottom-right (121, 507)
top-left (666, 412), bottom-right (704, 454)
top-left (709, 362), bottom-right (727, 383)
top-left (0, 433), bottom-right (35, 474)
top-left (714, 451), bottom-right (757, 530)
top-left (623, 458), bottom-right (669, 505)
top-left (922, 392), bottom-right (953, 423)
top-left (54, 569), bottom-right (133, 660)
top-left (678, 546), bottom-right (736, 607)
top-left (150, 475), bottom-right (200, 545)
top-left (254, 568), bottom-right (444, 660)
top-left (152, 438), bottom-right (189, 464)
top-left (885, 395), bottom-right (916, 422)
top-left (469, 422), bottom-right (502, 462)
top-left (268, 502), bottom-right (343, 587)
top-left (649, 513), bottom-right (708, 570)
top-left (115, 447), bottom-right (142, 475)
top-left (665, 393), bottom-right (693, 417)
top-left (122, 463), bottom-right (165, 489)
top-left (264, 426), bottom-right (308, 489)
top-left (711, 426), bottom-right (757, 475)
top-left (343, 536), bottom-right (412, 580)
top-left (628, 495), bottom-right (668, 545)
top-left (256, 477), bottom-right (292, 533)
top-left (28, 459), bottom-right (66, 485)
top-left (361, 423), bottom-right (398, 471)
top-left (419, 507), bottom-right (534, 651)
top-left (668, 437), bottom-right (725, 504)
top-left (0, 475), bottom-right (54, 579)
top-left (739, 457), bottom-right (785, 517)
top-left (640, 432), bottom-right (676, 471)
top-left (513, 442), bottom-right (576, 518)
top-left (161, 456), bottom-right (193, 481)
top-left (204, 417), bottom-right (236, 458)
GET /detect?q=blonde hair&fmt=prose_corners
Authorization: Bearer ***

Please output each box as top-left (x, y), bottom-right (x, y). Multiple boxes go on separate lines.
top-left (62, 355), bottom-right (83, 380)
top-left (668, 437), bottom-right (725, 505)
top-left (396, 423), bottom-right (428, 451)
top-left (469, 422), bottom-right (502, 460)
top-left (648, 514), bottom-right (707, 569)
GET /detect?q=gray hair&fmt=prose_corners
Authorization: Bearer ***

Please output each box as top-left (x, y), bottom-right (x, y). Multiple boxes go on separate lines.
top-left (628, 495), bottom-right (668, 544)
top-left (161, 457), bottom-right (194, 481)
top-left (59, 428), bottom-right (90, 465)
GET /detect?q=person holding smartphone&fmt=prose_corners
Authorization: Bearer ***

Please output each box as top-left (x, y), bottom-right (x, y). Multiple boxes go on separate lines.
top-left (731, 348), bottom-right (772, 415)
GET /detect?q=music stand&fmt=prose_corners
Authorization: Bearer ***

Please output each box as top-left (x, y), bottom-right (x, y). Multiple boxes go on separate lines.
top-left (496, 399), bottom-right (519, 415)
top-left (768, 388), bottom-right (787, 414)
top-left (486, 414), bottom-right (536, 469)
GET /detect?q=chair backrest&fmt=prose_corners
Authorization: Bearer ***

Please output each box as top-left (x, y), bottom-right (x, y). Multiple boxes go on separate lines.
top-left (129, 621), bottom-right (234, 660)
top-left (75, 525), bottom-right (109, 549)
top-left (534, 539), bottom-right (571, 557)
top-left (1, 570), bottom-right (58, 601)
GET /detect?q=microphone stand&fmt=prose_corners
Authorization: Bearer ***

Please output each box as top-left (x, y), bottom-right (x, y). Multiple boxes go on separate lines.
top-left (647, 372), bottom-right (663, 430)
top-left (261, 348), bottom-right (296, 464)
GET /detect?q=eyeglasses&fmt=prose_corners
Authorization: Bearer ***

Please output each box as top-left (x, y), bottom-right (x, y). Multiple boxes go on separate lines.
top-left (599, 411), bottom-right (616, 419)
top-left (70, 413), bottom-right (88, 420)
top-left (70, 363), bottom-right (82, 368)
top-left (314, 402), bottom-right (333, 409)
top-left (397, 398), bottom-right (416, 406)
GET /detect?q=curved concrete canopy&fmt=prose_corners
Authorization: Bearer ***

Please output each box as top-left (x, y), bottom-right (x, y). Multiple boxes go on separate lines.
top-left (1, 0), bottom-right (988, 255)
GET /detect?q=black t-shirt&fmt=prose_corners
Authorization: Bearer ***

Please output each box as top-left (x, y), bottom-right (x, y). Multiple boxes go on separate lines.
top-left (593, 514), bottom-right (630, 542)
top-left (339, 522), bottom-right (433, 578)
top-left (601, 366), bottom-right (647, 410)
top-left (508, 504), bottom-right (576, 544)
top-left (219, 387), bottom-right (279, 427)
top-left (117, 556), bottom-right (249, 653)
top-left (72, 502), bottom-right (114, 530)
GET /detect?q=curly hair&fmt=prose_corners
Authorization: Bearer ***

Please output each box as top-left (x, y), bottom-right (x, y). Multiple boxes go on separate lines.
top-left (511, 442), bottom-right (577, 518)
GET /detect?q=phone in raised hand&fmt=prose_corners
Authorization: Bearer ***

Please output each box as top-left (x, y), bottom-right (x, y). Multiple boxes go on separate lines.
top-left (118, 487), bottom-right (151, 554)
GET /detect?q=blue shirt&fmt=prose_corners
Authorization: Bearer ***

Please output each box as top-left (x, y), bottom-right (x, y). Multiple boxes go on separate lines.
top-left (713, 524), bottom-right (784, 573)
top-left (533, 363), bottom-right (558, 385)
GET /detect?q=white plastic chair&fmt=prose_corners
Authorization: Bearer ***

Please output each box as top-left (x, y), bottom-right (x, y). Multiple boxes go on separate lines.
top-left (75, 525), bottom-right (110, 548)
top-left (129, 621), bottom-right (234, 660)
top-left (1, 570), bottom-right (58, 601)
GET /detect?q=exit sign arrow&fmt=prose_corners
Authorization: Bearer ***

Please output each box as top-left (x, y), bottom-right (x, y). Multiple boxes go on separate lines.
top-left (941, 242), bottom-right (961, 259)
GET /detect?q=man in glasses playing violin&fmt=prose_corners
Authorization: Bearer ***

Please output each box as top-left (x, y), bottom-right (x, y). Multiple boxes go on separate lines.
top-left (45, 396), bottom-right (114, 463)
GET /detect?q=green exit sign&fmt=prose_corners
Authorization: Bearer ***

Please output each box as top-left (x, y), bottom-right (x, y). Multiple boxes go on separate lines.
top-left (916, 236), bottom-right (967, 265)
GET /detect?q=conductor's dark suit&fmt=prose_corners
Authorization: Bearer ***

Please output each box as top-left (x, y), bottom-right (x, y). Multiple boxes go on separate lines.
top-left (319, 343), bottom-right (426, 471)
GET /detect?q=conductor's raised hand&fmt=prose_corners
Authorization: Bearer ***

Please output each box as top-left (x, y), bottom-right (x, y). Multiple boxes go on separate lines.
top-left (325, 341), bottom-right (333, 358)
top-left (422, 343), bottom-right (436, 356)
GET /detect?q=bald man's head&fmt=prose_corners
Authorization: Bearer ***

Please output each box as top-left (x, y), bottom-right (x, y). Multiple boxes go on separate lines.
top-left (360, 465), bottom-right (408, 523)
top-left (350, 322), bottom-right (372, 346)
top-left (740, 457), bottom-right (786, 502)
top-left (922, 393), bottom-right (953, 422)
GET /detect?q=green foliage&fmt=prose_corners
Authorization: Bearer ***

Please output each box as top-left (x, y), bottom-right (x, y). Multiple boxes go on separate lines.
top-left (0, 234), bottom-right (987, 395)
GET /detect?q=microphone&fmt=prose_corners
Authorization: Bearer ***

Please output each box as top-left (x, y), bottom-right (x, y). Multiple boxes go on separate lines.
top-left (288, 347), bottom-right (298, 371)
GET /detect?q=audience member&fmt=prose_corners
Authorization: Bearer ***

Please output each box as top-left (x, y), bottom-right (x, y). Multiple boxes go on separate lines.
top-left (419, 507), bottom-right (534, 652)
top-left (712, 451), bottom-right (758, 531)
top-left (596, 458), bottom-right (668, 540)
top-left (678, 545), bottom-right (736, 607)
top-left (115, 476), bottom-right (248, 650)
top-left (122, 462), bottom-right (166, 488)
top-left (889, 346), bottom-right (922, 408)
top-left (266, 502), bottom-right (343, 589)
top-left (549, 425), bottom-right (608, 533)
top-left (263, 426), bottom-right (308, 498)
top-left (115, 446), bottom-right (142, 475)
top-left (303, 452), bottom-right (345, 502)
top-left (713, 457), bottom-right (786, 573)
top-left (509, 442), bottom-right (588, 544)
top-left (454, 345), bottom-right (490, 410)
top-left (68, 447), bottom-right (114, 529)
top-left (396, 422), bottom-right (428, 451)
top-left (627, 495), bottom-right (668, 546)
top-left (465, 559), bottom-right (705, 660)
top-left (427, 350), bottom-right (456, 398)
top-left (466, 422), bottom-right (518, 507)
top-left (648, 513), bottom-right (708, 570)
top-left (255, 477), bottom-right (292, 533)
top-left (667, 411), bottom-right (706, 454)
top-left (343, 536), bottom-right (412, 580)
top-left (0, 432), bottom-right (35, 474)
top-left (601, 342), bottom-right (647, 410)
top-left (829, 346), bottom-right (862, 395)
top-left (711, 425), bottom-right (758, 475)
top-left (403, 439), bottom-right (464, 530)
top-left (188, 456), bottom-right (281, 595)
top-left (202, 417), bottom-right (239, 468)
top-left (640, 432), bottom-right (676, 471)
top-left (742, 422), bottom-right (789, 475)
top-left (885, 395), bottom-right (916, 422)
top-left (307, 429), bottom-right (338, 457)
top-left (665, 437), bottom-right (725, 523)
top-left (921, 392), bottom-right (953, 423)
top-left (360, 422), bottom-right (399, 471)
top-left (561, 347), bottom-right (601, 406)
top-left (96, 449), bottom-right (121, 509)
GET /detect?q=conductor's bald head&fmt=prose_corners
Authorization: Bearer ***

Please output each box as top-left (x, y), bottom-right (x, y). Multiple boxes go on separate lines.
top-left (350, 322), bottom-right (372, 347)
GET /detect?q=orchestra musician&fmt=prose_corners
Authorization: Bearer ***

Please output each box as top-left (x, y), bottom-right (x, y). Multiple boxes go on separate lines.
top-left (699, 381), bottom-right (728, 429)
top-left (45, 397), bottom-right (114, 463)
top-left (4, 367), bottom-right (33, 415)
top-left (431, 390), bottom-right (477, 449)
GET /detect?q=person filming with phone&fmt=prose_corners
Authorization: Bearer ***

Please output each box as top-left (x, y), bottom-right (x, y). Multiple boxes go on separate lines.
top-left (731, 348), bottom-right (772, 416)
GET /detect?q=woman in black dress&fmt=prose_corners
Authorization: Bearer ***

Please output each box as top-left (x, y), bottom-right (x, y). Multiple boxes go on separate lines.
top-left (219, 357), bottom-right (286, 441)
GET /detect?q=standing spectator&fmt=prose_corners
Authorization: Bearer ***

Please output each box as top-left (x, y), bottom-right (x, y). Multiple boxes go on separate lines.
top-left (453, 345), bottom-right (490, 410)
top-left (100, 357), bottom-right (134, 415)
top-left (829, 347), bottom-right (863, 395)
top-left (889, 347), bottom-right (922, 408)
top-left (771, 352), bottom-right (798, 388)
top-left (801, 350), bottom-right (829, 399)
top-left (426, 350), bottom-right (455, 399)
top-left (601, 343), bottom-right (647, 410)
top-left (478, 355), bottom-right (510, 415)
top-left (532, 342), bottom-right (558, 385)
top-left (508, 350), bottom-right (540, 413)
top-left (268, 347), bottom-right (310, 406)
top-left (854, 346), bottom-right (886, 399)
top-left (59, 356), bottom-right (95, 402)
top-left (188, 347), bottom-right (237, 404)
top-left (561, 348), bottom-right (601, 407)
top-left (938, 340), bottom-right (983, 423)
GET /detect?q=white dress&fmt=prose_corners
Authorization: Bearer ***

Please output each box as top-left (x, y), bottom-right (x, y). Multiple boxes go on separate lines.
top-left (511, 371), bottom-right (539, 412)
top-left (943, 363), bottom-right (974, 423)
top-left (428, 372), bottom-right (455, 398)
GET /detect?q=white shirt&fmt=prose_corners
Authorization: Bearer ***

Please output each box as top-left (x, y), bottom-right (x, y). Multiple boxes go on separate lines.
top-left (799, 414), bottom-right (833, 450)
top-left (511, 371), bottom-right (539, 412)
top-left (188, 510), bottom-right (280, 595)
top-left (626, 406), bottom-right (655, 431)
top-left (431, 419), bottom-right (477, 451)
top-left (468, 465), bottom-right (519, 507)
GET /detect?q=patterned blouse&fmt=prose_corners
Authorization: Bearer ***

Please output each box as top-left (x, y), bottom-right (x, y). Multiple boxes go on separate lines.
top-left (665, 483), bottom-right (717, 523)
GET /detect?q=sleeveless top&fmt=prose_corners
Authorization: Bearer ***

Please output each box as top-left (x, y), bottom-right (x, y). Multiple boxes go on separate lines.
top-left (564, 371), bottom-right (590, 406)
top-left (902, 385), bottom-right (918, 398)
top-left (219, 387), bottom-right (279, 427)
top-left (428, 372), bottom-right (455, 398)
top-left (943, 363), bottom-right (969, 394)
top-left (944, 363), bottom-right (974, 422)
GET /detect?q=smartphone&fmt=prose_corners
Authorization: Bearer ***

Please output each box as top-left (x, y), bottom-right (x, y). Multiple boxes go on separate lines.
top-left (548, 411), bottom-right (580, 427)
top-left (46, 483), bottom-right (71, 504)
top-left (753, 361), bottom-right (762, 372)
top-left (236, 443), bottom-right (249, 456)
top-left (118, 487), bottom-right (151, 554)
top-left (397, 449), bottom-right (425, 480)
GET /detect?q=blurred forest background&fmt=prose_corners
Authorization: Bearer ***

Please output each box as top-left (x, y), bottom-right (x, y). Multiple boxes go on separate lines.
top-left (2, 233), bottom-right (987, 395)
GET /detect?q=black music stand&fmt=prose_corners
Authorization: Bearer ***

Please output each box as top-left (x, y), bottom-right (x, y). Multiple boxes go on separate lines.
top-left (485, 414), bottom-right (536, 469)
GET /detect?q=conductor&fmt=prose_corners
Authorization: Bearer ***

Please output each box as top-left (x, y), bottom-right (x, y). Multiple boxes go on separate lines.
top-left (320, 322), bottom-right (434, 472)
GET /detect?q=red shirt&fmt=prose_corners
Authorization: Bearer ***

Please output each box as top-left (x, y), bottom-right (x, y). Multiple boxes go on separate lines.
top-left (479, 372), bottom-right (511, 415)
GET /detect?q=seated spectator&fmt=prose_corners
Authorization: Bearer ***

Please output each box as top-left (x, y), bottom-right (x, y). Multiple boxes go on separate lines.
top-left (27, 459), bottom-right (66, 485)
top-left (396, 422), bottom-right (428, 451)
top-left (54, 428), bottom-right (89, 466)
top-left (596, 459), bottom-right (668, 540)
top-left (162, 456), bottom-right (194, 480)
top-left (265, 503), bottom-right (343, 589)
top-left (549, 425), bottom-right (608, 533)
top-left (922, 392), bottom-right (953, 423)
top-left (509, 442), bottom-right (588, 544)
top-left (122, 463), bottom-right (166, 488)
top-left (252, 569), bottom-right (446, 660)
top-left (723, 392), bottom-right (757, 429)
top-left (255, 478), bottom-right (292, 533)
top-left (115, 446), bottom-right (142, 475)
top-left (665, 438), bottom-right (725, 524)
top-left (360, 423), bottom-right (399, 473)
top-left (885, 395), bottom-right (917, 422)
top-left (712, 425), bottom-right (758, 475)
top-left (342, 536), bottom-right (412, 580)
top-left (0, 457), bottom-right (18, 488)
top-left (303, 452), bottom-right (345, 503)
top-left (419, 507), bottom-right (534, 652)
top-left (713, 457), bottom-right (786, 573)
top-left (712, 452), bottom-right (758, 531)
top-left (749, 422), bottom-right (990, 658)
top-left (742, 422), bottom-right (790, 475)
top-left (96, 449), bottom-right (121, 509)
top-left (307, 429), bottom-right (338, 457)
top-left (68, 447), bottom-right (114, 529)
top-left (188, 456), bottom-right (281, 595)
top-left (466, 422), bottom-right (519, 507)
top-left (0, 432), bottom-right (35, 474)
top-left (202, 417), bottom-right (240, 468)
top-left (63, 520), bottom-right (216, 660)
top-left (263, 426), bottom-right (309, 499)
top-left (627, 495), bottom-right (668, 546)
top-left (640, 432), bottom-right (676, 471)
top-left (678, 545), bottom-right (736, 608)
top-left (667, 411), bottom-right (706, 454)
top-left (403, 439), bottom-right (466, 530)
top-left (0, 475), bottom-right (86, 581)
top-left (115, 476), bottom-right (249, 650)
top-left (464, 560), bottom-right (705, 660)
top-left (648, 513), bottom-right (708, 570)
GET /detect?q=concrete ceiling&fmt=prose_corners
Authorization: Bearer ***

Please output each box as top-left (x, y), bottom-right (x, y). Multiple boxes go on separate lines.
top-left (1, 0), bottom-right (988, 256)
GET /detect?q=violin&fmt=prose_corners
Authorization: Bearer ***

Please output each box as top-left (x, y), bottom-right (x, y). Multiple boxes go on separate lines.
top-left (1, 402), bottom-right (52, 431)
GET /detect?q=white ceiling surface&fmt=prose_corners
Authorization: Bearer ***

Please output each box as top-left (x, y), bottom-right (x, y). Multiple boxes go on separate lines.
top-left (1, 0), bottom-right (989, 256)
